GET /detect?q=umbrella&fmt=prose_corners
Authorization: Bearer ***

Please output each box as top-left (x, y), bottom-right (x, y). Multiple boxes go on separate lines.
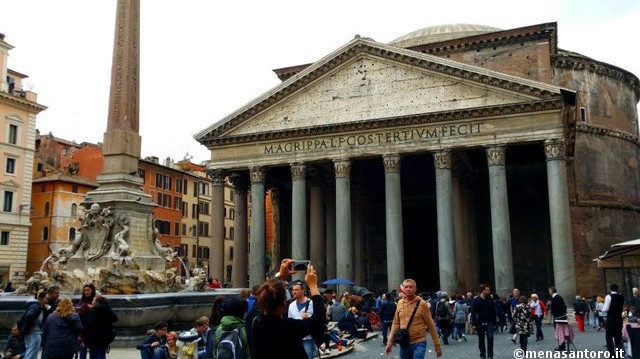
top-left (352, 285), bottom-right (372, 297)
top-left (322, 278), bottom-right (354, 285)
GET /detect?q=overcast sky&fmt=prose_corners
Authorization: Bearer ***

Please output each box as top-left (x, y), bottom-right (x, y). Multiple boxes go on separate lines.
top-left (2, 0), bottom-right (639, 163)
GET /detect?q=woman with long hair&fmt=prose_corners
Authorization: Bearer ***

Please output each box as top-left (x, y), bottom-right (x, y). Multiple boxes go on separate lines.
top-left (85, 294), bottom-right (118, 359)
top-left (41, 297), bottom-right (83, 359)
top-left (248, 259), bottom-right (326, 359)
top-left (76, 284), bottom-right (96, 359)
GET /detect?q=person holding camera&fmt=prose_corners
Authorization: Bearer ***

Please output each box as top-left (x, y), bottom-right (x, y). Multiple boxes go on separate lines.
top-left (385, 279), bottom-right (442, 358)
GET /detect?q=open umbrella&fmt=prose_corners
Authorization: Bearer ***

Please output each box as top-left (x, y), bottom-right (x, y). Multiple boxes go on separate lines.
top-left (322, 278), bottom-right (354, 285)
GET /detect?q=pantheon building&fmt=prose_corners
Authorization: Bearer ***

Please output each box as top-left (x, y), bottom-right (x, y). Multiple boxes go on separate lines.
top-left (196, 22), bottom-right (639, 299)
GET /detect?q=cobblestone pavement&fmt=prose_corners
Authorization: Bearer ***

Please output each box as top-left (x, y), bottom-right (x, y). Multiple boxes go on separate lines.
top-left (107, 324), bottom-right (618, 358)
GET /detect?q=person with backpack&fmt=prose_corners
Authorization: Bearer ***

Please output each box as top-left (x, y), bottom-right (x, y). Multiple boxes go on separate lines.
top-left (19, 289), bottom-right (48, 359)
top-left (85, 294), bottom-right (118, 359)
top-left (435, 293), bottom-right (453, 345)
top-left (248, 259), bottom-right (326, 359)
top-left (453, 295), bottom-right (468, 342)
top-left (213, 297), bottom-right (249, 359)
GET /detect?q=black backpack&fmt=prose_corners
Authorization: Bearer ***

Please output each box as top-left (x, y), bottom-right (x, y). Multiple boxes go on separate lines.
top-left (216, 327), bottom-right (245, 359)
top-left (436, 301), bottom-right (450, 319)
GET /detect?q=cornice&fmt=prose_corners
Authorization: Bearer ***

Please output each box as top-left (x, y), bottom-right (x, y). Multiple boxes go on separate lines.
top-left (552, 54), bottom-right (640, 101)
top-left (409, 22), bottom-right (557, 58)
top-left (575, 124), bottom-right (640, 146)
top-left (197, 40), bottom-right (561, 145)
top-left (0, 92), bottom-right (48, 113)
top-left (200, 99), bottom-right (564, 147)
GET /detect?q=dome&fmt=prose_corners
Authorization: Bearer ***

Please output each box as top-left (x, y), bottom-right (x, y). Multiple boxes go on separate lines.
top-left (389, 24), bottom-right (502, 48)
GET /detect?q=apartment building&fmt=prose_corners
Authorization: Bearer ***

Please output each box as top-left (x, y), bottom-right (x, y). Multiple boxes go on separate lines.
top-left (0, 34), bottom-right (46, 286)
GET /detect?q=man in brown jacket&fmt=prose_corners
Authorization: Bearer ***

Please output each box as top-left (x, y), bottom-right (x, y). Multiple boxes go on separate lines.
top-left (386, 279), bottom-right (443, 358)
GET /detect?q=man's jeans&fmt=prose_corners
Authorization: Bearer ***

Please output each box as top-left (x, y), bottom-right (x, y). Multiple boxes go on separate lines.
top-left (23, 328), bottom-right (42, 359)
top-left (381, 320), bottom-right (393, 345)
top-left (302, 338), bottom-right (316, 359)
top-left (476, 322), bottom-right (494, 358)
top-left (399, 341), bottom-right (426, 359)
top-left (534, 315), bottom-right (544, 339)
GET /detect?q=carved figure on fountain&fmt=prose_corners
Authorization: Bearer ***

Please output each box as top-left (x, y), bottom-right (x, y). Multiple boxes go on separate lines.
top-left (81, 203), bottom-right (116, 261)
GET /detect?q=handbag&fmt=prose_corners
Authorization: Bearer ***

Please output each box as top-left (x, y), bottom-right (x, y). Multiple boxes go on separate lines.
top-left (393, 301), bottom-right (420, 347)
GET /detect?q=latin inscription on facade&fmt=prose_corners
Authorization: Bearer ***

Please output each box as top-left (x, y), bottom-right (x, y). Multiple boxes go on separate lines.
top-left (264, 123), bottom-right (483, 154)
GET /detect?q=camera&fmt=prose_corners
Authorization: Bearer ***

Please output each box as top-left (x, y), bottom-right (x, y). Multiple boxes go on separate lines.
top-left (292, 260), bottom-right (310, 271)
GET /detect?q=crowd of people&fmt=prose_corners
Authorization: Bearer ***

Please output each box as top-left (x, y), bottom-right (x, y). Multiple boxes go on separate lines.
top-left (2, 267), bottom-right (637, 359)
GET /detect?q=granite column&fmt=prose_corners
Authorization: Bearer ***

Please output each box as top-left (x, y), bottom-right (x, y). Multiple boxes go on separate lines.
top-left (249, 167), bottom-right (266, 287)
top-left (434, 150), bottom-right (457, 293)
top-left (383, 154), bottom-right (404, 291)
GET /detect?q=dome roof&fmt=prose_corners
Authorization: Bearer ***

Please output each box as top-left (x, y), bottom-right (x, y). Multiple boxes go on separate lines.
top-left (389, 24), bottom-right (502, 48)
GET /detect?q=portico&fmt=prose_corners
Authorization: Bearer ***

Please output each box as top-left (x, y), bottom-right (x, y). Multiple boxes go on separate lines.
top-left (196, 35), bottom-right (577, 296)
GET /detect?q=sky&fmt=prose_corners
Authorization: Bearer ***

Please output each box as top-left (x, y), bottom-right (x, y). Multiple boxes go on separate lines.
top-left (2, 0), bottom-right (639, 164)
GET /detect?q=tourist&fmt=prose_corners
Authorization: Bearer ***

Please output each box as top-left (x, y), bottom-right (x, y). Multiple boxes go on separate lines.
top-left (136, 321), bottom-right (169, 359)
top-left (209, 296), bottom-right (226, 332)
top-left (76, 284), bottom-right (96, 359)
top-left (85, 294), bottom-right (118, 359)
top-left (379, 292), bottom-right (397, 346)
top-left (43, 286), bottom-right (61, 323)
top-left (246, 285), bottom-right (259, 313)
top-left (453, 295), bottom-right (468, 342)
top-left (435, 292), bottom-right (452, 345)
top-left (329, 295), bottom-right (347, 322)
top-left (471, 284), bottom-right (496, 359)
top-left (573, 295), bottom-right (588, 332)
top-left (191, 316), bottom-right (213, 359)
top-left (596, 296), bottom-right (606, 330)
top-left (20, 288), bottom-right (48, 359)
top-left (41, 297), bottom-right (83, 359)
top-left (288, 281), bottom-right (316, 359)
top-left (212, 297), bottom-right (248, 359)
top-left (386, 279), bottom-right (442, 359)
top-left (166, 332), bottom-right (178, 359)
top-left (513, 296), bottom-right (533, 351)
top-left (338, 306), bottom-right (367, 340)
top-left (248, 258), bottom-right (326, 359)
top-left (2, 323), bottom-right (26, 359)
top-left (529, 293), bottom-right (545, 341)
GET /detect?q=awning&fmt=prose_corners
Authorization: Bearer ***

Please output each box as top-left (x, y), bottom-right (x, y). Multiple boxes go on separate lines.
top-left (593, 239), bottom-right (640, 268)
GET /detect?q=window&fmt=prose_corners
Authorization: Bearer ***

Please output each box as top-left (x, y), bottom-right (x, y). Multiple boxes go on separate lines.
top-left (42, 226), bottom-right (49, 241)
top-left (230, 209), bottom-right (235, 219)
top-left (229, 247), bottom-right (234, 260)
top-left (229, 190), bottom-right (234, 201)
top-left (72, 185), bottom-right (78, 193)
top-left (155, 173), bottom-right (163, 188)
top-left (230, 227), bottom-right (235, 241)
top-left (5, 158), bottom-right (15, 174)
top-left (8, 124), bottom-right (18, 144)
top-left (180, 244), bottom-right (188, 257)
top-left (192, 204), bottom-right (197, 219)
top-left (182, 223), bottom-right (187, 236)
top-left (164, 176), bottom-right (172, 190)
top-left (193, 182), bottom-right (198, 196)
top-left (182, 202), bottom-right (188, 217)
top-left (174, 197), bottom-right (182, 210)
top-left (176, 178), bottom-right (182, 193)
top-left (163, 194), bottom-right (171, 208)
top-left (1, 231), bottom-right (9, 245)
top-left (69, 227), bottom-right (76, 240)
top-left (45, 202), bottom-right (50, 216)
top-left (71, 203), bottom-right (77, 216)
top-left (3, 191), bottom-right (14, 212)
top-left (203, 247), bottom-right (210, 259)
top-left (174, 222), bottom-right (180, 236)
top-left (155, 220), bottom-right (171, 235)
top-left (198, 201), bottom-right (209, 215)
top-left (199, 182), bottom-right (210, 196)
top-left (580, 107), bottom-right (587, 124)
top-left (183, 179), bottom-right (188, 194)
top-left (41, 184), bottom-right (46, 192)
top-left (198, 221), bottom-right (209, 237)
top-left (157, 193), bottom-right (162, 205)
top-left (37, 163), bottom-right (44, 172)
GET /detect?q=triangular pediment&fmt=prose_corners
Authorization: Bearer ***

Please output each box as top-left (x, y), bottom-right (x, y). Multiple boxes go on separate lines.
top-left (195, 37), bottom-right (566, 145)
top-left (0, 179), bottom-right (20, 188)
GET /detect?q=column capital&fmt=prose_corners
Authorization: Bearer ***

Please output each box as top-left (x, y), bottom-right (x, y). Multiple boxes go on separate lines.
top-left (250, 166), bottom-right (266, 183)
top-left (383, 154), bottom-right (401, 173)
top-left (229, 172), bottom-right (249, 192)
top-left (433, 150), bottom-right (452, 169)
top-left (206, 168), bottom-right (226, 186)
top-left (333, 159), bottom-right (351, 178)
top-left (290, 163), bottom-right (307, 181)
top-left (486, 145), bottom-right (506, 166)
top-left (544, 139), bottom-right (566, 161)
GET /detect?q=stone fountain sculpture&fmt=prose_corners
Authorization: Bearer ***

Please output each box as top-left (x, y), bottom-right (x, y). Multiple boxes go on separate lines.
top-left (22, 0), bottom-right (186, 295)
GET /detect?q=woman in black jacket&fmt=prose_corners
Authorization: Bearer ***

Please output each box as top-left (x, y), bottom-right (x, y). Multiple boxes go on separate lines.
top-left (41, 297), bottom-right (83, 359)
top-left (249, 259), bottom-right (326, 359)
top-left (85, 294), bottom-right (118, 359)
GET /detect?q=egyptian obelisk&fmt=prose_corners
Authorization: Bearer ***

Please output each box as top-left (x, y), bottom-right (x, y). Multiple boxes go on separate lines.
top-left (75, 0), bottom-right (165, 273)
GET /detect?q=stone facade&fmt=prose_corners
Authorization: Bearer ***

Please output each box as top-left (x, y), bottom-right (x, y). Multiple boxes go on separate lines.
top-left (196, 23), bottom-right (639, 299)
top-left (0, 34), bottom-right (46, 287)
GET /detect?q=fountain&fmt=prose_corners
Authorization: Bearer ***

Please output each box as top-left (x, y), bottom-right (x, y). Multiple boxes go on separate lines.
top-left (0, 0), bottom-right (243, 347)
